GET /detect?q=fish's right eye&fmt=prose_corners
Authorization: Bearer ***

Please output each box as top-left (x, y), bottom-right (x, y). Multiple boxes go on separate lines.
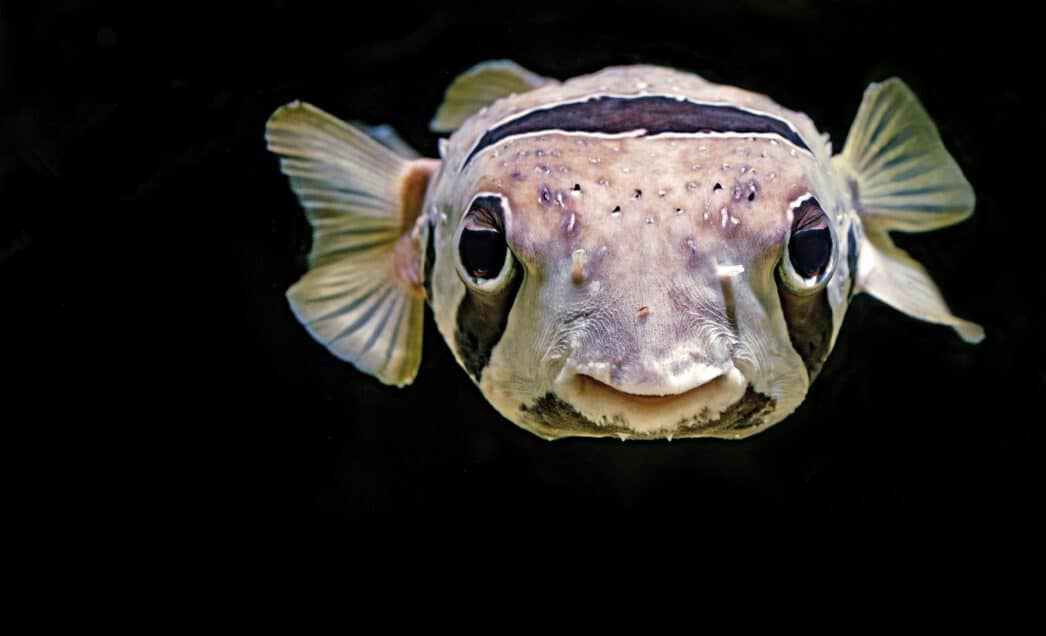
top-left (455, 194), bottom-right (516, 292)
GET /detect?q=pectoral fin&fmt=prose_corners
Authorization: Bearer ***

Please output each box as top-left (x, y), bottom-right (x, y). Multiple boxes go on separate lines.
top-left (430, 59), bottom-right (552, 133)
top-left (834, 78), bottom-right (975, 233)
top-left (266, 101), bottom-right (439, 386)
top-left (857, 229), bottom-right (984, 343)
top-left (838, 78), bottom-right (982, 343)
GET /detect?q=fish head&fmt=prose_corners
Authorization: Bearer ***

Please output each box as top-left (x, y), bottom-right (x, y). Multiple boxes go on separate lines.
top-left (268, 62), bottom-right (976, 441)
top-left (429, 131), bottom-right (853, 440)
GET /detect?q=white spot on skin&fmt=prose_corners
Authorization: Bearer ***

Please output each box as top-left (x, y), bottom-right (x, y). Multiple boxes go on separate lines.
top-left (657, 189), bottom-right (667, 197)
top-left (556, 192), bottom-right (565, 207)
top-left (720, 208), bottom-right (728, 227)
top-left (702, 209), bottom-right (711, 222)
top-left (645, 217), bottom-right (654, 224)
top-left (715, 263), bottom-right (745, 277)
top-left (567, 213), bottom-right (576, 233)
top-left (598, 177), bottom-right (609, 186)
top-left (589, 157), bottom-right (601, 164)
top-left (622, 166), bottom-right (631, 174)
top-left (686, 181), bottom-right (697, 191)
top-left (790, 148), bottom-right (797, 157)
top-left (730, 216), bottom-right (740, 225)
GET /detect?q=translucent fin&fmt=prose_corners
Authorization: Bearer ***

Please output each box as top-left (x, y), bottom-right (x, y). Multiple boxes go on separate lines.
top-left (835, 78), bottom-right (975, 233)
top-left (266, 101), bottom-right (439, 386)
top-left (858, 230), bottom-right (984, 343)
top-left (352, 121), bottom-right (420, 159)
top-left (430, 59), bottom-right (551, 133)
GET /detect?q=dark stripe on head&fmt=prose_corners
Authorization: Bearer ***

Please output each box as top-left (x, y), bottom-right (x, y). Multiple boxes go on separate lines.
top-left (776, 286), bottom-right (833, 381)
top-left (465, 96), bottom-right (809, 167)
top-left (454, 265), bottom-right (523, 382)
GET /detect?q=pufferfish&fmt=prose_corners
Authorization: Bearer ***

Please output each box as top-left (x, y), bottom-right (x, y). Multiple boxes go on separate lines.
top-left (265, 60), bottom-right (982, 441)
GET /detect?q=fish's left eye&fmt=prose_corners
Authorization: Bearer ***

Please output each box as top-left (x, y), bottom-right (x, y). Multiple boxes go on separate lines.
top-left (778, 196), bottom-right (837, 294)
top-left (455, 193), bottom-right (517, 292)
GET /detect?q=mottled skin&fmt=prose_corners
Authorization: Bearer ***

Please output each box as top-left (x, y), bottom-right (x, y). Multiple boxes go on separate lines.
top-left (426, 66), bottom-right (857, 440)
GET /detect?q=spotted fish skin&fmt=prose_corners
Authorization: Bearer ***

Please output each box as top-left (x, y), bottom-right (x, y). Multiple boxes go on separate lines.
top-left (266, 61), bottom-right (981, 441)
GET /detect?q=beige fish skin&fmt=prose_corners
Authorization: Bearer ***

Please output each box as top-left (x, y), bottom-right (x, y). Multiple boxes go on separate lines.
top-left (266, 61), bottom-right (981, 441)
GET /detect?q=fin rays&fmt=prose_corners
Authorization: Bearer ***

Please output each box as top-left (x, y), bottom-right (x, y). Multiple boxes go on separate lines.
top-left (838, 78), bottom-right (982, 342)
top-left (837, 78), bottom-right (974, 233)
top-left (430, 60), bottom-right (552, 133)
top-left (266, 101), bottom-right (433, 386)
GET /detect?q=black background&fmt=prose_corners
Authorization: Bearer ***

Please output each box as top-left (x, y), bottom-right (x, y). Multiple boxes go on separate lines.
top-left (4, 1), bottom-right (1042, 556)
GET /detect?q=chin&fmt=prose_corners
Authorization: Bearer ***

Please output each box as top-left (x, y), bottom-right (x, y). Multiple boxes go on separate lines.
top-left (510, 364), bottom-right (781, 441)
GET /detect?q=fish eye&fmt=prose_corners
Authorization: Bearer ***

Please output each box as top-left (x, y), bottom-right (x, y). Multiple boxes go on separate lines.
top-left (778, 196), bottom-right (837, 294)
top-left (455, 193), bottom-right (516, 291)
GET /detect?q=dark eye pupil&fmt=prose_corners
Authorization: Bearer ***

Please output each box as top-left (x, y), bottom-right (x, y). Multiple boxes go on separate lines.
top-left (789, 228), bottom-right (832, 279)
top-left (460, 228), bottom-right (506, 279)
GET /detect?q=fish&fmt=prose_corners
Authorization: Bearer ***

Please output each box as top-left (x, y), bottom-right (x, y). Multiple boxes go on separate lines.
top-left (265, 60), bottom-right (982, 441)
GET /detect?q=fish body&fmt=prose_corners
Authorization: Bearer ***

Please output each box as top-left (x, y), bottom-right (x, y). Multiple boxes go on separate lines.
top-left (266, 61), bottom-right (981, 440)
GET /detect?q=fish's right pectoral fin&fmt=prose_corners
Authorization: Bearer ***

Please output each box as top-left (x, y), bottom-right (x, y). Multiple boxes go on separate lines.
top-left (266, 101), bottom-right (440, 386)
top-left (838, 78), bottom-right (982, 343)
top-left (857, 229), bottom-right (984, 344)
top-left (430, 59), bottom-right (553, 133)
top-left (835, 77), bottom-right (975, 233)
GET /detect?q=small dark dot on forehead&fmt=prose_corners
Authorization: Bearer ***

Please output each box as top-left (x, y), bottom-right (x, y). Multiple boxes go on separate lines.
top-left (713, 182), bottom-right (723, 191)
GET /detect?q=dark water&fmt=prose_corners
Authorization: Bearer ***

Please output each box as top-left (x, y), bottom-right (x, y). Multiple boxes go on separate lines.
top-left (3, 1), bottom-right (1041, 558)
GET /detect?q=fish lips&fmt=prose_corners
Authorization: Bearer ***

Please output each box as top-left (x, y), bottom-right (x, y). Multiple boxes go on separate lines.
top-left (553, 357), bottom-right (750, 435)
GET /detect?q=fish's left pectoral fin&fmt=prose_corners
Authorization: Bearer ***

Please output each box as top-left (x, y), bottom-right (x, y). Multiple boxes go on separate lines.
top-left (857, 229), bottom-right (984, 344)
top-left (836, 78), bottom-right (974, 233)
top-left (430, 59), bottom-right (553, 133)
top-left (266, 100), bottom-right (438, 386)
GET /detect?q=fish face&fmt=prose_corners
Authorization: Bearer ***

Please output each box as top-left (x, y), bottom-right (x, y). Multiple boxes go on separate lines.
top-left (268, 62), bottom-right (978, 442)
top-left (432, 132), bottom-right (847, 439)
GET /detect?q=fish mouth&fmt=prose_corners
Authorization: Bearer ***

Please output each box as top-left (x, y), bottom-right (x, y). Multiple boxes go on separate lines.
top-left (555, 362), bottom-right (750, 435)
top-left (575, 371), bottom-right (727, 405)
